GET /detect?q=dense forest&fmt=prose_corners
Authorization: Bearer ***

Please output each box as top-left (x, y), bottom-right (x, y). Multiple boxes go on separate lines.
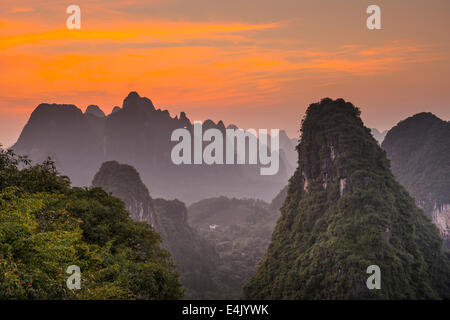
top-left (243, 98), bottom-right (450, 299)
top-left (0, 148), bottom-right (183, 299)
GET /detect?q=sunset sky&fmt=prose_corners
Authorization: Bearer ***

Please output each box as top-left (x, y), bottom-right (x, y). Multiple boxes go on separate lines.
top-left (1, 0), bottom-right (449, 147)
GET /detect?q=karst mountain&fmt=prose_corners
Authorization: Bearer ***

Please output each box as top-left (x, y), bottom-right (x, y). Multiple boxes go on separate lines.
top-left (243, 98), bottom-right (450, 299)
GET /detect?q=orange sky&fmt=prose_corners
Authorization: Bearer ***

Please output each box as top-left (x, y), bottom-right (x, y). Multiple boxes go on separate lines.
top-left (1, 0), bottom-right (449, 147)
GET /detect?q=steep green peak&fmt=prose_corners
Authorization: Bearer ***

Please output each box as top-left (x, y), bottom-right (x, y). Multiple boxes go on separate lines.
top-left (243, 98), bottom-right (450, 300)
top-left (295, 97), bottom-right (389, 197)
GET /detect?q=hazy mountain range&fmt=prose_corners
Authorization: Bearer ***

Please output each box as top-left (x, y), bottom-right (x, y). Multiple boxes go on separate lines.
top-left (11, 92), bottom-right (295, 204)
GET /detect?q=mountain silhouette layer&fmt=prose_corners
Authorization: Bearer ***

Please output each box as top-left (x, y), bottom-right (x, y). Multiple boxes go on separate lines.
top-left (243, 98), bottom-right (450, 299)
top-left (382, 112), bottom-right (450, 249)
top-left (12, 92), bottom-right (293, 204)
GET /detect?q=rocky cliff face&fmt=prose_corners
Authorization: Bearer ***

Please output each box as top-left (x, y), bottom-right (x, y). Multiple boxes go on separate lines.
top-left (382, 112), bottom-right (450, 249)
top-left (244, 98), bottom-right (450, 299)
top-left (12, 92), bottom-right (293, 204)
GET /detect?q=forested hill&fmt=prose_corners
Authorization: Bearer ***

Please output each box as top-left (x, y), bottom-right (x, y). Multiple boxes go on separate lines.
top-left (243, 98), bottom-right (450, 299)
top-left (382, 113), bottom-right (450, 249)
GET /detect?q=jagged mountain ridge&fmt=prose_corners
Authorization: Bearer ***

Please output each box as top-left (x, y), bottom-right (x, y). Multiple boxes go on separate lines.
top-left (382, 112), bottom-right (450, 249)
top-left (243, 98), bottom-right (450, 299)
top-left (12, 92), bottom-right (294, 204)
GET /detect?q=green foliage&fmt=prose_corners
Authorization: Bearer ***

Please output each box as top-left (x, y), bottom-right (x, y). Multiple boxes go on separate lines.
top-left (243, 98), bottom-right (450, 299)
top-left (0, 147), bottom-right (183, 299)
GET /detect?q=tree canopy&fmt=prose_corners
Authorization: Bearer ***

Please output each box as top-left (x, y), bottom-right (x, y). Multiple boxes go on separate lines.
top-left (0, 147), bottom-right (183, 299)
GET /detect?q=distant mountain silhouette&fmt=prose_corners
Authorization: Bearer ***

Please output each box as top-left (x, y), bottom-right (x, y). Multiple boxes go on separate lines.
top-left (382, 112), bottom-right (450, 249)
top-left (85, 105), bottom-right (106, 118)
top-left (111, 106), bottom-right (121, 114)
top-left (12, 92), bottom-right (294, 203)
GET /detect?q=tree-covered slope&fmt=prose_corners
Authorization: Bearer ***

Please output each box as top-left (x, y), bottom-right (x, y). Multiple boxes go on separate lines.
top-left (243, 98), bottom-right (450, 299)
top-left (0, 148), bottom-right (183, 299)
top-left (382, 113), bottom-right (450, 249)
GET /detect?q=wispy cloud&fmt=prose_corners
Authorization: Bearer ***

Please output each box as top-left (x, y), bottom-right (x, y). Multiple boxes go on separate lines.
top-left (0, 20), bottom-right (280, 49)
